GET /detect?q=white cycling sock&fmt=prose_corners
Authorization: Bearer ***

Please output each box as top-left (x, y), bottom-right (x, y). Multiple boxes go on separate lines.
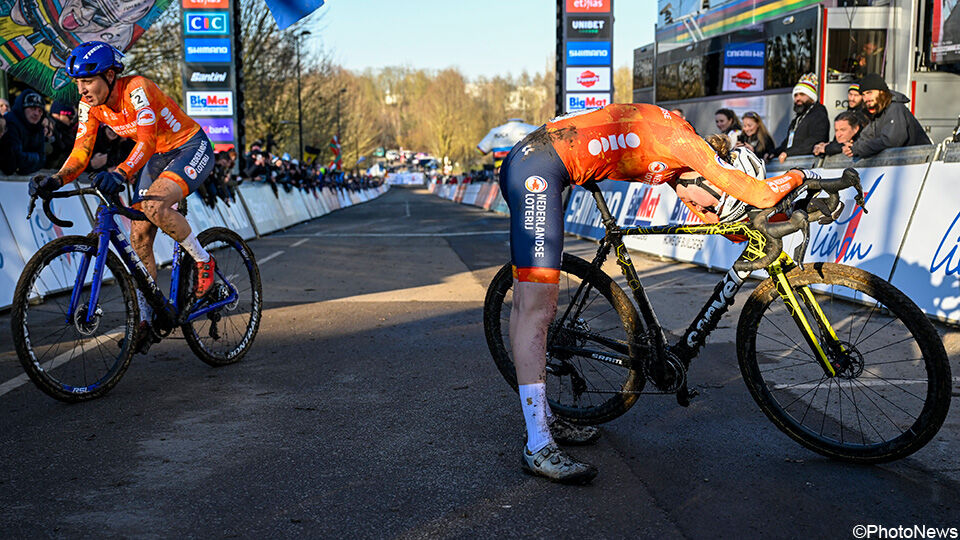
top-left (136, 289), bottom-right (153, 323)
top-left (180, 233), bottom-right (210, 263)
top-left (519, 383), bottom-right (553, 453)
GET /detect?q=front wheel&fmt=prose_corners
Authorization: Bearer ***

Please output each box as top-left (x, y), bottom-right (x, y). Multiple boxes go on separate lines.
top-left (11, 235), bottom-right (139, 402)
top-left (737, 262), bottom-right (951, 463)
top-left (483, 253), bottom-right (644, 425)
top-left (179, 227), bottom-right (262, 366)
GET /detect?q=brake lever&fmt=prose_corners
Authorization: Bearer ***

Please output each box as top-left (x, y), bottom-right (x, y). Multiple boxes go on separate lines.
top-left (842, 167), bottom-right (868, 214)
top-left (793, 220), bottom-right (810, 270)
top-left (26, 195), bottom-right (38, 220)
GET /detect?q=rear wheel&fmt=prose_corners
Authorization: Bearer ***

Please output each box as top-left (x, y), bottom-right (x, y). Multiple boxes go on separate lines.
top-left (483, 253), bottom-right (644, 425)
top-left (11, 236), bottom-right (138, 402)
top-left (179, 227), bottom-right (262, 366)
top-left (737, 263), bottom-right (951, 462)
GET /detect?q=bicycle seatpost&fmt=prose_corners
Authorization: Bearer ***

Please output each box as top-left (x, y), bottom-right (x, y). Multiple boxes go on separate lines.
top-left (583, 182), bottom-right (618, 231)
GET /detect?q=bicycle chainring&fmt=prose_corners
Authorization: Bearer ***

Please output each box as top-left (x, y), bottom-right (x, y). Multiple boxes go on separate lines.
top-left (645, 347), bottom-right (687, 393)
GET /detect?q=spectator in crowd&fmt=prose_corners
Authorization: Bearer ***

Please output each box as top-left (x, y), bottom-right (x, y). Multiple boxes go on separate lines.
top-left (714, 108), bottom-right (742, 148)
top-left (813, 111), bottom-right (867, 157)
top-left (844, 73), bottom-right (931, 158)
top-left (46, 100), bottom-right (77, 168)
top-left (737, 111), bottom-right (776, 159)
top-left (0, 89), bottom-right (47, 175)
top-left (773, 73), bottom-right (829, 162)
top-left (0, 98), bottom-right (10, 115)
top-left (846, 83), bottom-right (863, 112)
top-left (85, 125), bottom-right (136, 175)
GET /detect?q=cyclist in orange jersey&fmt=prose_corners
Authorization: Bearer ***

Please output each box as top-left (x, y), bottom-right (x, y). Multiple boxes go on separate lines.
top-left (29, 41), bottom-right (217, 350)
top-left (499, 103), bottom-right (815, 483)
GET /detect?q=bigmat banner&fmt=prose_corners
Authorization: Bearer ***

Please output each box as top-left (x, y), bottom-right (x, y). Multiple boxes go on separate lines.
top-left (0, 0), bottom-right (174, 101)
top-left (557, 0), bottom-right (612, 116)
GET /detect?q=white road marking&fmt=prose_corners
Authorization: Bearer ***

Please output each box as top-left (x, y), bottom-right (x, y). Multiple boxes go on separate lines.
top-left (290, 238), bottom-right (310, 248)
top-left (0, 327), bottom-right (124, 398)
top-left (405, 202), bottom-right (411, 217)
top-left (259, 250), bottom-right (284, 264)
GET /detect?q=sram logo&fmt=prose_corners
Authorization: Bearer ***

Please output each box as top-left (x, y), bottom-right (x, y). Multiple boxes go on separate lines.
top-left (586, 132), bottom-right (641, 156)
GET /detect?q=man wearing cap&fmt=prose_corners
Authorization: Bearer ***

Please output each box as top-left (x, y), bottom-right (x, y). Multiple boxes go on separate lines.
top-left (843, 73), bottom-right (931, 158)
top-left (47, 100), bottom-right (78, 168)
top-left (774, 73), bottom-right (829, 163)
top-left (0, 89), bottom-right (47, 175)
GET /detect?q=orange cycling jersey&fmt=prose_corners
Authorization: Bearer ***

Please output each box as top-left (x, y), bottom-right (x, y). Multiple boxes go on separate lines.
top-left (60, 75), bottom-right (201, 183)
top-left (545, 104), bottom-right (803, 215)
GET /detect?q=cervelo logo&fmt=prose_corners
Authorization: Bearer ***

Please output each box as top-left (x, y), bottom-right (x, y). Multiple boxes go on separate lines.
top-left (577, 70), bottom-right (600, 87)
top-left (525, 176), bottom-right (548, 193)
top-left (185, 12), bottom-right (228, 35)
top-left (587, 132), bottom-right (641, 156)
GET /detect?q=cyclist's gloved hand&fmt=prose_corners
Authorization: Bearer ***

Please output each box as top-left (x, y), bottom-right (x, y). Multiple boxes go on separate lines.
top-left (29, 175), bottom-right (62, 200)
top-left (93, 171), bottom-right (126, 195)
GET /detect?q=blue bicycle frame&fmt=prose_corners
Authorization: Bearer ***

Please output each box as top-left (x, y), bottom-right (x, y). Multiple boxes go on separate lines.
top-left (66, 202), bottom-right (238, 327)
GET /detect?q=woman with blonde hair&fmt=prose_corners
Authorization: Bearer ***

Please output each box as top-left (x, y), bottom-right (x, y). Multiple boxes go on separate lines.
top-left (737, 111), bottom-right (776, 160)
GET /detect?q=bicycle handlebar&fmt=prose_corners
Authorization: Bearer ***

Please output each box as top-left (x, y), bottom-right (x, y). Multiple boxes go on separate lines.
top-left (27, 187), bottom-right (148, 228)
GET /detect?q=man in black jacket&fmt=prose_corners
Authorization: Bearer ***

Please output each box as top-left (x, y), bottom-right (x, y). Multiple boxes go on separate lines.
top-left (845, 73), bottom-right (932, 158)
top-left (774, 73), bottom-right (830, 163)
top-left (813, 111), bottom-right (867, 157)
top-left (0, 89), bottom-right (47, 175)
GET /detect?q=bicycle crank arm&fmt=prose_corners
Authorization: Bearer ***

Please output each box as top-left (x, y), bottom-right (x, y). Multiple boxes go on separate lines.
top-left (548, 345), bottom-right (633, 368)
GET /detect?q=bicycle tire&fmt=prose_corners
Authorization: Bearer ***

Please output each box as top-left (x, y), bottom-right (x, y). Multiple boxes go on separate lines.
top-left (483, 253), bottom-right (644, 425)
top-left (179, 227), bottom-right (262, 366)
top-left (11, 235), bottom-right (138, 402)
top-left (737, 262), bottom-right (951, 463)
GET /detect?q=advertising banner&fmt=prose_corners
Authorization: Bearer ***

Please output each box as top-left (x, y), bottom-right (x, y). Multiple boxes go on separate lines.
top-left (566, 41), bottom-right (612, 66)
top-left (186, 90), bottom-right (234, 116)
top-left (565, 67), bottom-right (611, 92)
top-left (184, 37), bottom-right (232, 63)
top-left (196, 117), bottom-right (235, 141)
top-left (0, 0), bottom-right (173, 102)
top-left (183, 65), bottom-right (234, 87)
top-left (566, 0), bottom-right (610, 12)
top-left (721, 68), bottom-right (764, 92)
top-left (0, 204), bottom-right (27, 310)
top-left (184, 11), bottom-right (230, 35)
top-left (889, 161), bottom-right (960, 322)
top-left (565, 92), bottom-right (611, 112)
top-left (724, 42), bottom-right (765, 67)
top-left (566, 16), bottom-right (612, 39)
top-left (183, 0), bottom-right (228, 8)
top-left (931, 0), bottom-right (960, 64)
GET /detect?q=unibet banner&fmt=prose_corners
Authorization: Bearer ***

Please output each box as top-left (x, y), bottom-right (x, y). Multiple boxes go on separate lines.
top-left (0, 0), bottom-right (174, 101)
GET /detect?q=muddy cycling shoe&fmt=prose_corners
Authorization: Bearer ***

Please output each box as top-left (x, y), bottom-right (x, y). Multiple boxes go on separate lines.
top-left (550, 417), bottom-right (601, 446)
top-left (521, 443), bottom-right (598, 485)
top-left (132, 321), bottom-right (160, 355)
top-left (194, 257), bottom-right (216, 299)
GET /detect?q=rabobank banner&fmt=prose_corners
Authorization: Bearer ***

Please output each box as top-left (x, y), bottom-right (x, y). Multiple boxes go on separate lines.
top-left (184, 38), bottom-right (232, 63)
top-left (566, 41), bottom-right (612, 66)
top-left (196, 117), bottom-right (235, 141)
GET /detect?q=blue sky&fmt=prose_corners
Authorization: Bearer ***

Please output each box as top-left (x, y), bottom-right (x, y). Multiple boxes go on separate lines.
top-left (303, 1), bottom-right (656, 79)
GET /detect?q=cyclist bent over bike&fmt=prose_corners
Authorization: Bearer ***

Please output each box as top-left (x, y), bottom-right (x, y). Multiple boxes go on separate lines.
top-left (29, 41), bottom-right (217, 347)
top-left (499, 103), bottom-right (819, 484)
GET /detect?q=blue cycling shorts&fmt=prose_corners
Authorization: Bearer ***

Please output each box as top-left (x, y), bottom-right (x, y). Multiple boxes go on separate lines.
top-left (132, 130), bottom-right (213, 207)
top-left (498, 127), bottom-right (570, 284)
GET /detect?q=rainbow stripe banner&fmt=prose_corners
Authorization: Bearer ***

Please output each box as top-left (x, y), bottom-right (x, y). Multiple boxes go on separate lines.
top-left (657, 0), bottom-right (820, 44)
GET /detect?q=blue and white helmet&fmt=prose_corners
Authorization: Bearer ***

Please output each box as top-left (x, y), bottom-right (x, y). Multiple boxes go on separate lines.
top-left (65, 41), bottom-right (125, 78)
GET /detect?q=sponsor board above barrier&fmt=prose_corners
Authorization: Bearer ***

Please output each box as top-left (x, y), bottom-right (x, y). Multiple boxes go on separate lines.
top-left (387, 172), bottom-right (425, 185)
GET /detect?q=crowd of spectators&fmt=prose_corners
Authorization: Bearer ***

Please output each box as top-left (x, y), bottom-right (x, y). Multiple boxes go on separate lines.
top-left (692, 72), bottom-right (932, 164)
top-left (0, 90), bottom-right (383, 210)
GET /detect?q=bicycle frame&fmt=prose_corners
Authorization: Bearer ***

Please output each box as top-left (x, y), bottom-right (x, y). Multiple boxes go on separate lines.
top-left (66, 202), bottom-right (239, 329)
top-left (568, 187), bottom-right (846, 393)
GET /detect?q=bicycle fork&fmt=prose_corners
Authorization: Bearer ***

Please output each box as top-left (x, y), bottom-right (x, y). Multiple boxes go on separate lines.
top-left (766, 253), bottom-right (846, 378)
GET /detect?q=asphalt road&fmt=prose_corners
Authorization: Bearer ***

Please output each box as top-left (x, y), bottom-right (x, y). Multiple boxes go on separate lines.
top-left (1, 186), bottom-right (958, 539)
